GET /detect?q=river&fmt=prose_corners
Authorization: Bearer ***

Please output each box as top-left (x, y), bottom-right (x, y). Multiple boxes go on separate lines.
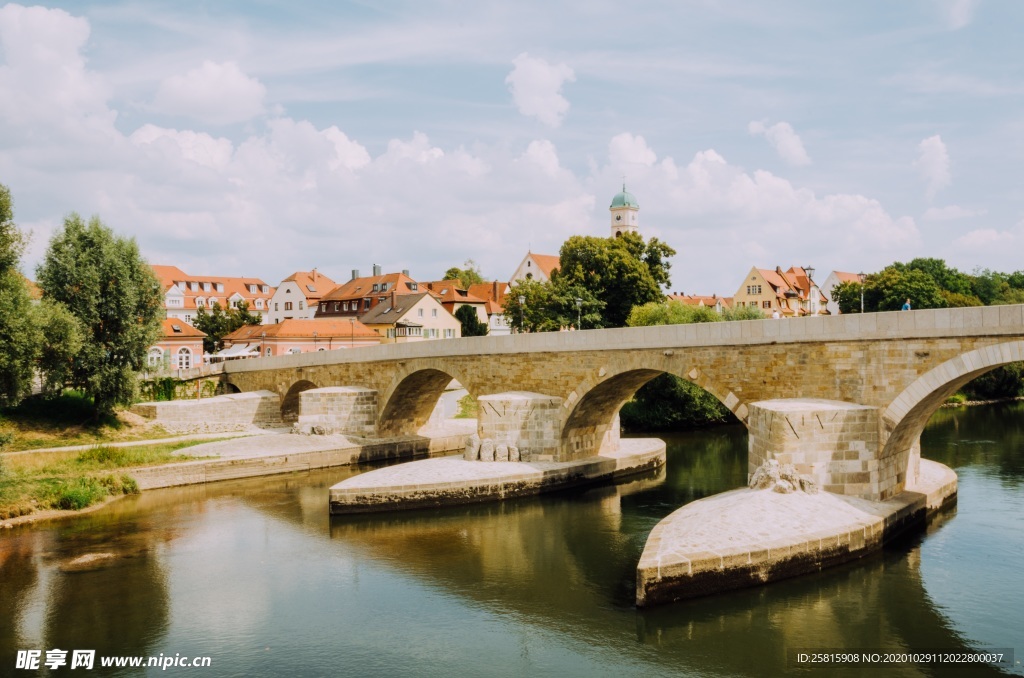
top-left (1, 402), bottom-right (1022, 676)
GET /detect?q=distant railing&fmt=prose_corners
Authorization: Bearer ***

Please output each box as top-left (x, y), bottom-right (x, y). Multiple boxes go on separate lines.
top-left (141, 363), bottom-right (224, 381)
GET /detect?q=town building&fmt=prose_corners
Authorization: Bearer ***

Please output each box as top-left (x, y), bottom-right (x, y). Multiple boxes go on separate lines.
top-left (147, 318), bottom-right (206, 371)
top-left (315, 265), bottom-right (420, 319)
top-left (667, 293), bottom-right (732, 314)
top-left (468, 281), bottom-right (512, 335)
top-left (509, 252), bottom-right (561, 284)
top-left (152, 265), bottom-right (275, 326)
top-left (732, 266), bottom-right (828, 317)
top-left (821, 271), bottom-right (864, 315)
top-left (266, 269), bottom-right (338, 324)
top-left (358, 292), bottom-right (461, 343)
top-left (221, 318), bottom-right (379, 358)
top-left (609, 184), bottom-right (640, 238)
top-left (423, 280), bottom-right (489, 325)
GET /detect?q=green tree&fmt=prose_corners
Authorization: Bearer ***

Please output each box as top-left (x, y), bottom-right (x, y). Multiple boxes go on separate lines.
top-left (36, 214), bottom-right (163, 417)
top-left (442, 259), bottom-right (485, 288)
top-left (722, 304), bottom-right (767, 321)
top-left (0, 184), bottom-right (40, 407)
top-left (34, 299), bottom-right (85, 396)
top-left (194, 301), bottom-right (262, 353)
top-left (621, 298), bottom-right (732, 431)
top-left (831, 280), bottom-right (865, 314)
top-left (862, 267), bottom-right (945, 311)
top-left (503, 278), bottom-right (556, 333)
top-left (896, 258), bottom-right (973, 297)
top-left (454, 305), bottom-right (488, 337)
top-left (556, 232), bottom-right (675, 327)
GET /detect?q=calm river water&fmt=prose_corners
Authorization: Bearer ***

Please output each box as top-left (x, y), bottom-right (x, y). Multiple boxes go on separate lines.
top-left (2, 402), bottom-right (1023, 677)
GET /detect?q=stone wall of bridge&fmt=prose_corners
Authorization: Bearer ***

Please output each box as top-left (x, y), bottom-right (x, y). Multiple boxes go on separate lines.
top-left (221, 306), bottom-right (1024, 497)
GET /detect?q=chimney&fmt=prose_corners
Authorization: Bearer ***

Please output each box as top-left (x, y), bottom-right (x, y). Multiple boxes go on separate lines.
top-left (402, 269), bottom-right (410, 277)
top-left (373, 264), bottom-right (382, 276)
top-left (351, 269), bottom-right (359, 280)
top-left (312, 268), bottom-right (317, 282)
top-left (493, 281), bottom-right (499, 298)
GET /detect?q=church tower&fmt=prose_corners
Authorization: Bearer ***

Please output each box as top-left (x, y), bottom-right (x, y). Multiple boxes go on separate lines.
top-left (609, 184), bottom-right (639, 238)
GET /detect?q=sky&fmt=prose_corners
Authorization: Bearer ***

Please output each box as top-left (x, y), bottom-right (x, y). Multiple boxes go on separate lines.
top-left (1, 0), bottom-right (1023, 296)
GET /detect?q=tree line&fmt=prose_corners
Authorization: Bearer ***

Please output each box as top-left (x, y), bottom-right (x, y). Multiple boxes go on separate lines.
top-left (0, 183), bottom-right (162, 419)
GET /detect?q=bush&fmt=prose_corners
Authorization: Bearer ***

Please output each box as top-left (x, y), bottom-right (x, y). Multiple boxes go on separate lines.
top-left (961, 362), bottom-right (1024, 401)
top-left (53, 476), bottom-right (108, 510)
top-left (620, 374), bottom-right (734, 431)
top-left (945, 392), bottom-right (967, 405)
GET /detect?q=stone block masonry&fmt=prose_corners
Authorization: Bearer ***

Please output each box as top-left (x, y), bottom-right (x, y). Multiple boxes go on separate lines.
top-left (748, 399), bottom-right (882, 499)
top-left (131, 391), bottom-right (283, 433)
top-left (477, 392), bottom-right (562, 461)
top-left (294, 386), bottom-right (378, 436)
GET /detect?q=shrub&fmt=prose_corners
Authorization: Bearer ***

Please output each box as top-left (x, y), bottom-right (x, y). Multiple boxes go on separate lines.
top-left (53, 476), bottom-right (108, 510)
top-left (945, 392), bottom-right (967, 405)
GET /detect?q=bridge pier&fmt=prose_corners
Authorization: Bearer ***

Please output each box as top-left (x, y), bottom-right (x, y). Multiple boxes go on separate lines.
top-left (748, 399), bottom-right (886, 500)
top-left (294, 387), bottom-right (379, 436)
top-left (476, 392), bottom-right (563, 462)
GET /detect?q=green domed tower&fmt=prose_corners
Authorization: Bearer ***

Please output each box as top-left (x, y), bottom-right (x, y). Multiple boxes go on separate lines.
top-left (609, 184), bottom-right (639, 237)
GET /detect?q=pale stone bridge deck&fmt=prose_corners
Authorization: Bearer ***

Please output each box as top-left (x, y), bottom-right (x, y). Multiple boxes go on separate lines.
top-left (222, 304), bottom-right (1024, 502)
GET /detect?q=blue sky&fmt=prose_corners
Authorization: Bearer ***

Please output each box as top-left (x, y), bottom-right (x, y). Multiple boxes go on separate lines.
top-left (1, 1), bottom-right (1022, 295)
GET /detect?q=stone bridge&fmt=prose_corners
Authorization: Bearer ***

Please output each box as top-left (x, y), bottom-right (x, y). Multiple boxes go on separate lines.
top-left (222, 304), bottom-right (1024, 502)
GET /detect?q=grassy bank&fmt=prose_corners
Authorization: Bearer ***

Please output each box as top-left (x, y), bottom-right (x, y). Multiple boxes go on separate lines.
top-left (0, 440), bottom-right (213, 520)
top-left (0, 391), bottom-right (172, 452)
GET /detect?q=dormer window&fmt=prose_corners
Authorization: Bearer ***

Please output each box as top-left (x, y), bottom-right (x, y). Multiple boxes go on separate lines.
top-left (203, 282), bottom-right (211, 291)
top-left (248, 284), bottom-right (257, 294)
top-left (216, 283), bottom-right (224, 292)
top-left (261, 285), bottom-right (269, 294)
top-left (171, 324), bottom-right (182, 333)
top-left (372, 284), bottom-right (379, 292)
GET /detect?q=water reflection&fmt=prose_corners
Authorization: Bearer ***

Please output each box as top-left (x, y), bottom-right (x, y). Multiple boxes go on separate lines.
top-left (0, 409), bottom-right (1020, 677)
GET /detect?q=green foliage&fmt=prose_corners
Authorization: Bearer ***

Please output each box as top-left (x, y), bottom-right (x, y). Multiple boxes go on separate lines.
top-left (0, 269), bottom-right (41, 407)
top-left (54, 476), bottom-right (108, 510)
top-left (722, 305), bottom-right (767, 321)
top-left (36, 214), bottom-right (163, 417)
top-left (941, 290), bottom-right (983, 308)
top-left (504, 278), bottom-right (605, 332)
top-left (0, 182), bottom-right (25, 274)
top-left (443, 259), bottom-right (485, 288)
top-left (895, 258), bottom-right (974, 296)
top-left (455, 393), bottom-right (478, 419)
top-left (454, 304), bottom-right (488, 337)
top-left (864, 267), bottom-right (946, 311)
top-left (555, 232), bottom-right (675, 327)
top-left (831, 280), bottom-right (865, 314)
top-left (194, 300), bottom-right (261, 353)
top-left (961, 363), bottom-right (1024, 401)
top-left (141, 377), bottom-right (178, 402)
top-left (34, 298), bottom-right (86, 396)
top-left (945, 392), bottom-right (967, 405)
top-left (627, 300), bottom-right (722, 327)
top-left (620, 374), bottom-right (732, 431)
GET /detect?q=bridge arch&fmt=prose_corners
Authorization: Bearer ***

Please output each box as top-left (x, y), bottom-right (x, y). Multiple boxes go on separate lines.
top-left (281, 379), bottom-right (319, 424)
top-left (560, 365), bottom-right (743, 459)
top-left (881, 340), bottom-right (1024, 484)
top-left (378, 361), bottom-right (475, 437)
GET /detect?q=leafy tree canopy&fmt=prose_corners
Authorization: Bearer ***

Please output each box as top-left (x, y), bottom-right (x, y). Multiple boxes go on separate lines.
top-left (36, 213), bottom-right (163, 417)
top-left (442, 259), bottom-right (485, 288)
top-left (0, 183), bottom-right (25, 274)
top-left (555, 232), bottom-right (675, 327)
top-left (454, 304), bottom-right (488, 337)
top-left (194, 301), bottom-right (262, 353)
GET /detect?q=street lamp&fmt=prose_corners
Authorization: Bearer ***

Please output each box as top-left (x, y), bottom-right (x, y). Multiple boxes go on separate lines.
top-left (518, 295), bottom-right (525, 333)
top-left (575, 297), bottom-right (582, 330)
top-left (804, 265), bottom-right (815, 315)
top-left (313, 330), bottom-right (318, 352)
top-left (349, 318), bottom-right (355, 347)
top-left (859, 272), bottom-right (866, 314)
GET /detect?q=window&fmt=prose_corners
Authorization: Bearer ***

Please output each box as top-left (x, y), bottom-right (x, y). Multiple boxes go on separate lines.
top-left (203, 282), bottom-right (211, 291)
top-left (409, 283), bottom-right (418, 291)
top-left (266, 347), bottom-right (272, 356)
top-left (249, 284), bottom-right (257, 293)
top-left (418, 308), bottom-right (423, 317)
top-left (318, 347), bottom-right (325, 352)
top-left (255, 299), bottom-right (264, 309)
top-left (763, 301), bottom-right (771, 309)
top-left (372, 283), bottom-right (379, 292)
top-left (746, 285), bottom-right (762, 295)
top-left (363, 299), bottom-right (370, 311)
top-left (183, 314), bottom-right (192, 324)
top-left (285, 288), bottom-right (291, 294)
top-left (284, 302), bottom-right (293, 311)
top-left (343, 301), bottom-right (349, 311)
top-left (334, 302), bottom-right (339, 312)
top-left (432, 309), bottom-right (437, 317)
top-left (216, 283), bottom-right (224, 292)
top-left (320, 303), bottom-right (326, 312)
top-left (445, 328), bottom-right (454, 338)
top-left (148, 347), bottom-right (163, 367)
top-left (196, 297), bottom-right (205, 308)
top-left (298, 301), bottom-right (304, 310)
top-left (275, 303), bottom-right (279, 311)
top-left (168, 297), bottom-right (182, 307)
top-left (176, 347), bottom-right (192, 370)
top-left (262, 285), bottom-right (269, 294)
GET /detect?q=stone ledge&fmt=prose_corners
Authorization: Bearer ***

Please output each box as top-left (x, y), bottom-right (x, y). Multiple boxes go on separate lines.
top-left (329, 438), bottom-right (666, 514)
top-left (636, 458), bottom-right (956, 607)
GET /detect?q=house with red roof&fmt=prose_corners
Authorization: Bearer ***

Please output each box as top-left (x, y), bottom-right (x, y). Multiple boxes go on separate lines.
top-left (468, 281), bottom-right (512, 335)
top-left (666, 293), bottom-right (733, 314)
top-left (151, 265), bottom-right (275, 326)
top-left (821, 271), bottom-right (865, 315)
top-left (423, 280), bottom-right (489, 325)
top-left (509, 252), bottom-right (560, 284)
top-left (314, 265), bottom-right (421, 319)
top-left (147, 318), bottom-right (207, 371)
top-left (220, 318), bottom-right (380, 358)
top-left (266, 269), bottom-right (338, 324)
top-left (732, 266), bottom-right (828, 317)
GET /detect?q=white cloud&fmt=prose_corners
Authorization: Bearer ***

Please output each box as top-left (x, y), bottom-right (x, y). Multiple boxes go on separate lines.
top-left (943, 0), bottom-right (980, 29)
top-left (922, 205), bottom-right (984, 221)
top-left (748, 120), bottom-right (812, 166)
top-left (608, 133), bottom-right (657, 169)
top-left (519, 140), bottom-right (561, 177)
top-left (505, 53), bottom-right (575, 127)
top-left (153, 61), bottom-right (266, 125)
top-left (131, 124), bottom-right (234, 170)
top-left (915, 135), bottom-right (951, 200)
